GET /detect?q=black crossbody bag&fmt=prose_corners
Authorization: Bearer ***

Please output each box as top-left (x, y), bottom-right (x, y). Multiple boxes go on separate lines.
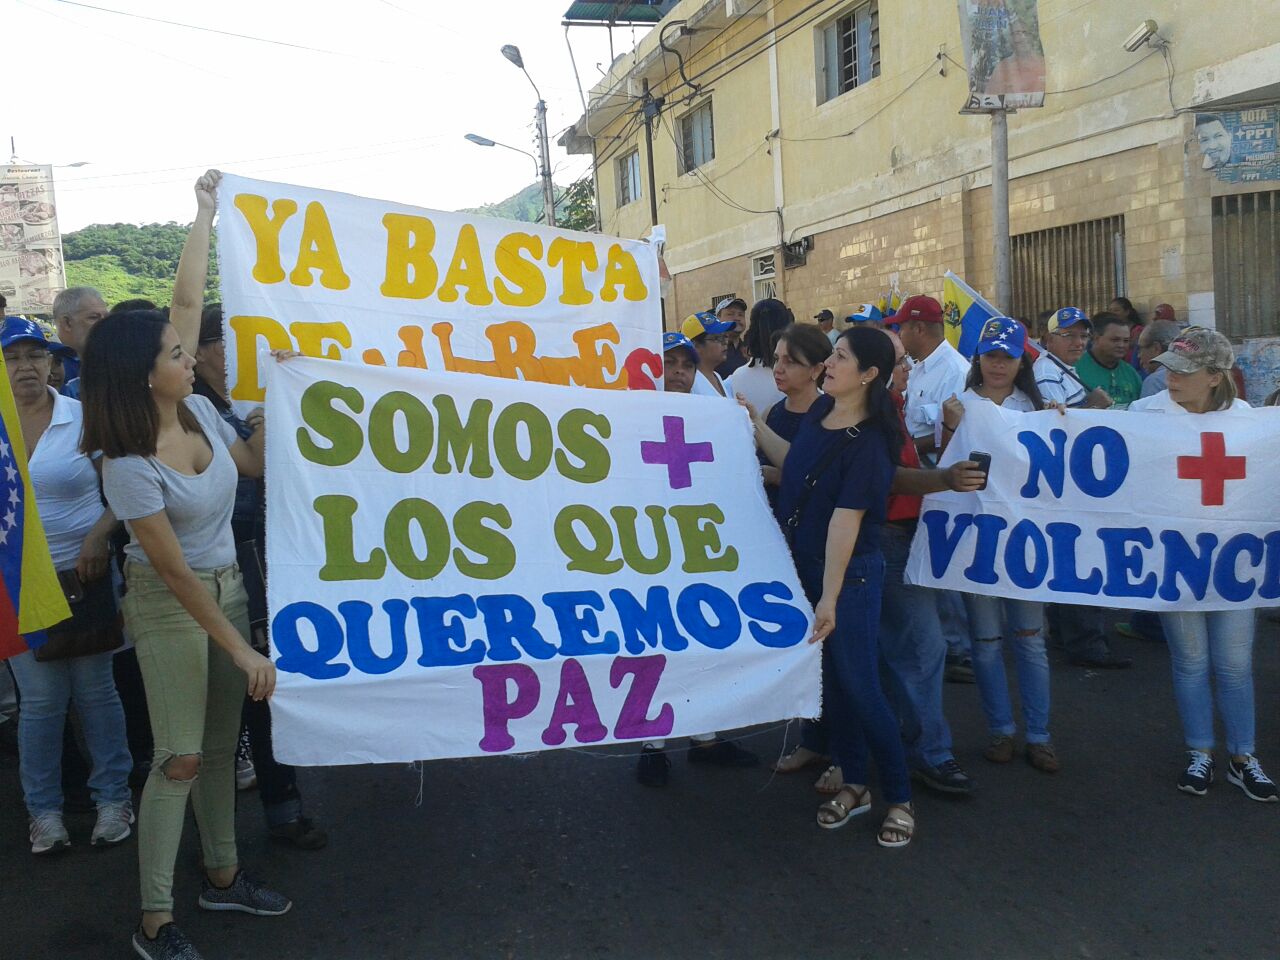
top-left (781, 424), bottom-right (862, 549)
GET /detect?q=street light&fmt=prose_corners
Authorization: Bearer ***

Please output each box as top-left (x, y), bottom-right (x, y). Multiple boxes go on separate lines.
top-left (500, 43), bottom-right (556, 227)
top-left (464, 133), bottom-right (541, 181)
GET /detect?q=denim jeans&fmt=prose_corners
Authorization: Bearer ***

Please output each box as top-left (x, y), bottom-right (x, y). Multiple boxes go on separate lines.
top-left (124, 561), bottom-right (248, 913)
top-left (7, 649), bottom-right (132, 816)
top-left (798, 552), bottom-right (911, 804)
top-left (878, 523), bottom-right (953, 768)
top-left (937, 590), bottom-right (972, 658)
top-left (964, 595), bottom-right (1051, 743)
top-left (1158, 609), bottom-right (1257, 756)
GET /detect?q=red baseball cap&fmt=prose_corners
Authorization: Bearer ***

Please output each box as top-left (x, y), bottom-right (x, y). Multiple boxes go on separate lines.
top-left (1153, 303), bottom-right (1176, 321)
top-left (898, 295), bottom-right (944, 323)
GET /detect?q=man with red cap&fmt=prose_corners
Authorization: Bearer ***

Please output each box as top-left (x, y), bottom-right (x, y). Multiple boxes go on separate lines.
top-left (897, 295), bottom-right (970, 466)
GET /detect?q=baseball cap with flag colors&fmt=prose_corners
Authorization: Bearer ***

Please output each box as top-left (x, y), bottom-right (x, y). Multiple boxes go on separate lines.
top-left (680, 311), bottom-right (734, 340)
top-left (1045, 307), bottom-right (1089, 334)
top-left (974, 317), bottom-right (1027, 358)
top-left (847, 303), bottom-right (884, 324)
top-left (662, 331), bottom-right (698, 363)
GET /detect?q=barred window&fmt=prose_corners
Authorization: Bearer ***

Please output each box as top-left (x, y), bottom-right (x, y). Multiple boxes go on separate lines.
top-left (1011, 216), bottom-right (1126, 324)
top-left (616, 150), bottom-right (642, 207)
top-left (678, 101), bottom-right (715, 174)
top-left (1213, 190), bottom-right (1280, 338)
top-left (819, 1), bottom-right (880, 104)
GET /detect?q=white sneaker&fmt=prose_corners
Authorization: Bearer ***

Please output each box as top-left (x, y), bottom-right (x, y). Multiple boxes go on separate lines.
top-left (30, 812), bottom-right (70, 855)
top-left (91, 799), bottom-right (135, 846)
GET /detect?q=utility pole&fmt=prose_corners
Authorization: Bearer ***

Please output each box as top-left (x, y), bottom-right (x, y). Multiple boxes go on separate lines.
top-left (990, 109), bottom-right (1012, 314)
top-left (642, 80), bottom-right (661, 228)
top-left (534, 99), bottom-right (557, 227)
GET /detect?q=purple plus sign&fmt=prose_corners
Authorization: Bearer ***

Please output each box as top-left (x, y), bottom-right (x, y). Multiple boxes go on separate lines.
top-left (640, 416), bottom-right (714, 490)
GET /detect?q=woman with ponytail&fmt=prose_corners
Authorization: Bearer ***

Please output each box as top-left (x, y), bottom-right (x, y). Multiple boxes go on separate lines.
top-left (751, 326), bottom-right (915, 847)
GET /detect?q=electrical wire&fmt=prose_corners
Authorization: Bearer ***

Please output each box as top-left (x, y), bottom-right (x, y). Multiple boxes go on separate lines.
top-left (50, 136), bottom-right (451, 185)
top-left (655, 113), bottom-right (775, 216)
top-left (42, 0), bottom-right (445, 74)
top-left (1047, 46), bottom-right (1162, 95)
top-left (774, 58), bottom-right (944, 143)
top-left (661, 136), bottom-right (769, 191)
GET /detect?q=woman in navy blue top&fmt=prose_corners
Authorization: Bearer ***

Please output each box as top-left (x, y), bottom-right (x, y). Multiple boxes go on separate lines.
top-left (754, 326), bottom-right (914, 847)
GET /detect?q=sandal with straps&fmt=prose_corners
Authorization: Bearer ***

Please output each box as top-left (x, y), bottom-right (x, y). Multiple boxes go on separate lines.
top-left (816, 785), bottom-right (871, 830)
top-left (877, 803), bottom-right (915, 849)
top-left (814, 764), bottom-right (844, 795)
top-left (774, 746), bottom-right (829, 774)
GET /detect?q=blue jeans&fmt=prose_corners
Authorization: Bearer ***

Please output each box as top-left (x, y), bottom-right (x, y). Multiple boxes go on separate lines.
top-left (798, 552), bottom-right (911, 804)
top-left (937, 590), bottom-right (972, 658)
top-left (7, 649), bottom-right (132, 816)
top-left (964, 596), bottom-right (1051, 743)
top-left (1158, 609), bottom-right (1256, 756)
top-left (879, 523), bottom-right (953, 768)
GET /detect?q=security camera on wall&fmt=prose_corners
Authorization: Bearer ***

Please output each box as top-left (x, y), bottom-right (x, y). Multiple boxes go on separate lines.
top-left (1123, 19), bottom-right (1159, 52)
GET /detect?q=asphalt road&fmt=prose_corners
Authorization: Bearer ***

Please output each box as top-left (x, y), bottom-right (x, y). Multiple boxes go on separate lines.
top-left (4, 614), bottom-right (1279, 960)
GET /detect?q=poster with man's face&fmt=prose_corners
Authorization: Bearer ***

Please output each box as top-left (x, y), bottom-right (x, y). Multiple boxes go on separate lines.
top-left (1195, 108), bottom-right (1280, 183)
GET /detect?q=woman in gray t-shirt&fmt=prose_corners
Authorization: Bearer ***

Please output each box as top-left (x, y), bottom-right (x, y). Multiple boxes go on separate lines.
top-left (80, 308), bottom-right (291, 959)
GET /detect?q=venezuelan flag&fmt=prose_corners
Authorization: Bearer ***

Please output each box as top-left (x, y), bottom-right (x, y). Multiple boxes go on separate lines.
top-left (941, 271), bottom-right (1038, 360)
top-left (0, 354), bottom-right (70, 659)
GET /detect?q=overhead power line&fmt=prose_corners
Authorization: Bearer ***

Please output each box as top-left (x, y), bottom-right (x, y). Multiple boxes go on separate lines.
top-left (43, 0), bottom-right (443, 73)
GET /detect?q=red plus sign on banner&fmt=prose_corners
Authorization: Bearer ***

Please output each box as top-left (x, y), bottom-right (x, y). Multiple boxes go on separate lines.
top-left (1177, 432), bottom-right (1247, 506)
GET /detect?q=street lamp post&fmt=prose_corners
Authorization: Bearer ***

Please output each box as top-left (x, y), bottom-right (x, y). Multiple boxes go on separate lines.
top-left (464, 134), bottom-right (542, 183)
top-left (500, 44), bottom-right (557, 228)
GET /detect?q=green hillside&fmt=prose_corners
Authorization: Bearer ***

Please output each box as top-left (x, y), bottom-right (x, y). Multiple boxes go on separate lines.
top-left (62, 222), bottom-right (219, 308)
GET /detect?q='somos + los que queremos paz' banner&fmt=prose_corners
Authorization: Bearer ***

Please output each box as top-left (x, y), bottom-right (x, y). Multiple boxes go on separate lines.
top-left (906, 401), bottom-right (1280, 610)
top-left (215, 174), bottom-right (664, 407)
top-left (264, 357), bottom-right (819, 765)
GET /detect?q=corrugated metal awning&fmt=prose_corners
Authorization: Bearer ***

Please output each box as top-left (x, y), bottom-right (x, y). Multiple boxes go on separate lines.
top-left (563, 1), bottom-right (675, 24)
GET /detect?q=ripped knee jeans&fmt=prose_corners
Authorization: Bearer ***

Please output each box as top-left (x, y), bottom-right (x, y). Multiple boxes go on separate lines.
top-left (123, 560), bottom-right (249, 913)
top-left (963, 595), bottom-right (1051, 744)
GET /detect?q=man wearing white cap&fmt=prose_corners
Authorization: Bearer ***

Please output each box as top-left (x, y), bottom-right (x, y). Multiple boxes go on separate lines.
top-left (714, 297), bottom-right (749, 378)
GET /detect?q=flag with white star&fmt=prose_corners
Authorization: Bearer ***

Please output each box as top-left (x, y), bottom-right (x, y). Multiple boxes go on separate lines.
top-left (0, 354), bottom-right (70, 658)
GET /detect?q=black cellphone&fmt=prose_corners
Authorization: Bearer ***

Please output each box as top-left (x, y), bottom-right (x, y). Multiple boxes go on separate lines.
top-left (57, 568), bottom-right (85, 604)
top-left (968, 451), bottom-right (992, 491)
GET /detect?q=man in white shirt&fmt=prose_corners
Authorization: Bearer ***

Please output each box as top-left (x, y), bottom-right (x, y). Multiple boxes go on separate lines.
top-left (1033, 307), bottom-right (1111, 408)
top-left (898, 295), bottom-right (971, 465)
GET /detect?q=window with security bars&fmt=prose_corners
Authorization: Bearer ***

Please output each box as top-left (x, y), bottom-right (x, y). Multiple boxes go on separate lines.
top-left (616, 150), bottom-right (642, 207)
top-left (678, 101), bottom-right (714, 173)
top-left (819, 1), bottom-right (880, 104)
top-left (1212, 190), bottom-right (1280, 338)
top-left (1011, 216), bottom-right (1126, 326)
top-left (752, 253), bottom-right (776, 303)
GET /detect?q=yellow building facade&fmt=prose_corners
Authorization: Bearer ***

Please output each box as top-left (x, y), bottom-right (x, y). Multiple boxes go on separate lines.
top-left (562, 0), bottom-right (1280, 398)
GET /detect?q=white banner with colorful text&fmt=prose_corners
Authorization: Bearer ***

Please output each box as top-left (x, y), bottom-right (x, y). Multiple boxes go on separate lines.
top-left (216, 175), bottom-right (664, 409)
top-left (264, 357), bottom-right (819, 765)
top-left (906, 401), bottom-right (1280, 610)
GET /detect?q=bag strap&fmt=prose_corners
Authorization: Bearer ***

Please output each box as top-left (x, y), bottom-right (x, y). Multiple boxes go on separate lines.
top-left (784, 423), bottom-right (862, 536)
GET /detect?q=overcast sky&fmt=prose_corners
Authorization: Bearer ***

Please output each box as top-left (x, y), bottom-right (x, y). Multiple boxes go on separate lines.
top-left (9, 0), bottom-right (645, 231)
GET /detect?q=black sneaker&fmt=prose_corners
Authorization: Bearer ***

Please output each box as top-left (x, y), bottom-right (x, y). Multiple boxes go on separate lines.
top-left (268, 816), bottom-right (329, 850)
top-left (1226, 756), bottom-right (1278, 803)
top-left (1177, 750), bottom-right (1214, 796)
top-left (687, 738), bottom-right (760, 767)
top-left (198, 870), bottom-right (292, 916)
top-left (132, 923), bottom-right (204, 960)
top-left (912, 758), bottom-right (974, 795)
top-left (635, 746), bottom-right (671, 787)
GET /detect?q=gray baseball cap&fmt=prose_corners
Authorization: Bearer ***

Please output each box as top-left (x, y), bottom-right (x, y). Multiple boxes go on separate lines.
top-left (1152, 325), bottom-right (1234, 374)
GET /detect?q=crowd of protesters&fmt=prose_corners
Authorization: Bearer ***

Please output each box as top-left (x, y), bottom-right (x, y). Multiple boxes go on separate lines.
top-left (1, 169), bottom-right (1277, 958)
